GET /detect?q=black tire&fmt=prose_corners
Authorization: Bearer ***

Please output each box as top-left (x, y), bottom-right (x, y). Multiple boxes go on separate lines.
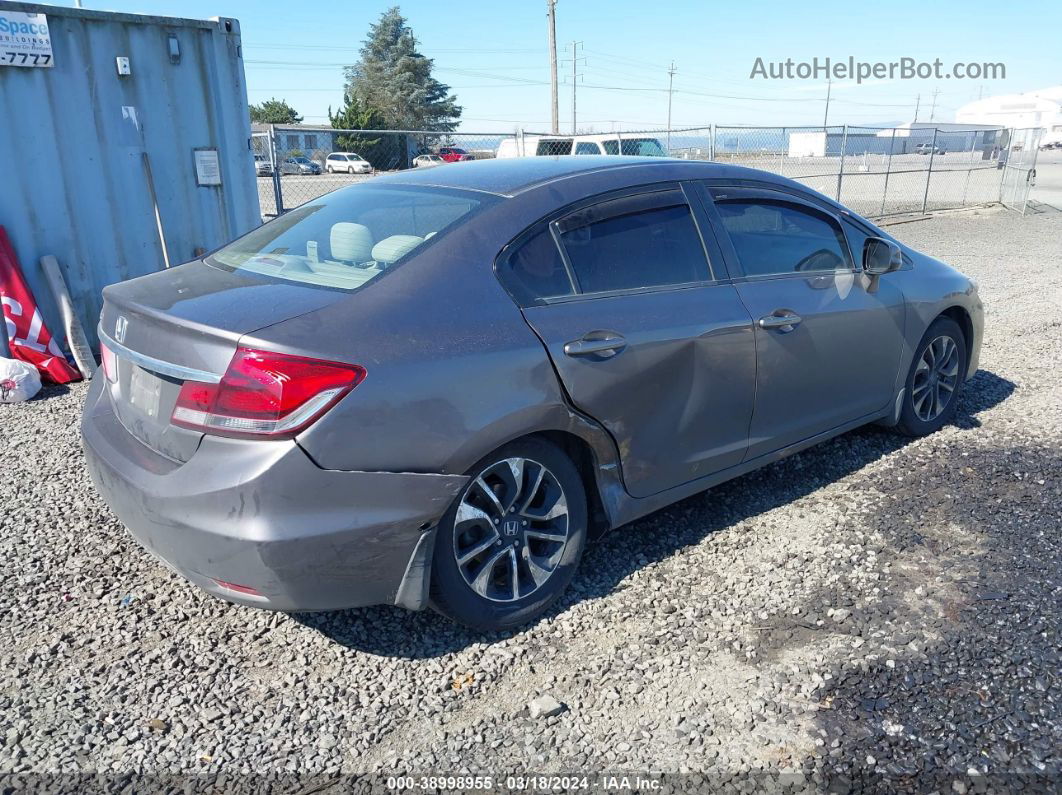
top-left (327, 166), bottom-right (333, 174)
top-left (895, 316), bottom-right (967, 437)
top-left (430, 438), bottom-right (587, 631)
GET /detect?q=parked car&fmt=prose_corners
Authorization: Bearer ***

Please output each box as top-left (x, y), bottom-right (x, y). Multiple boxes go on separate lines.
top-left (82, 157), bottom-right (983, 631)
top-left (281, 156), bottom-right (321, 175)
top-left (497, 133), bottom-right (668, 158)
top-left (437, 146), bottom-right (474, 162)
top-left (253, 154), bottom-right (272, 177)
top-left (326, 152), bottom-right (372, 174)
top-left (914, 143), bottom-right (946, 155)
top-left (413, 154), bottom-right (446, 168)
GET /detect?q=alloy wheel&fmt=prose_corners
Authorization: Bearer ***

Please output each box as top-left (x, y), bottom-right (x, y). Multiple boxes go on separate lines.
top-left (912, 335), bottom-right (960, 422)
top-left (453, 457), bottom-right (570, 603)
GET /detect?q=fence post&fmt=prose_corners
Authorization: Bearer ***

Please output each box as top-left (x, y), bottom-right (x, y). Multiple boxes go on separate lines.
top-left (922, 127), bottom-right (939, 214)
top-left (779, 126), bottom-right (785, 172)
top-left (269, 125), bottom-right (284, 215)
top-left (518, 128), bottom-right (525, 157)
top-left (709, 124), bottom-right (715, 161)
top-left (836, 124), bottom-right (848, 201)
top-left (880, 128), bottom-right (896, 217)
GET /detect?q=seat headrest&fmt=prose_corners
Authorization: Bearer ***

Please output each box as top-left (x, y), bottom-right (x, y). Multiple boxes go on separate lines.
top-left (330, 223), bottom-right (373, 263)
top-left (371, 235), bottom-right (423, 264)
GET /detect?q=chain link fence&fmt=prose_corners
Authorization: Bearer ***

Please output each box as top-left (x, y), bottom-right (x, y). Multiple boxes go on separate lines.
top-left (254, 124), bottom-right (1038, 220)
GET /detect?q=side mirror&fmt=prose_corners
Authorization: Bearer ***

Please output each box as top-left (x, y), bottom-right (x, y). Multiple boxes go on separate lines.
top-left (863, 237), bottom-right (903, 276)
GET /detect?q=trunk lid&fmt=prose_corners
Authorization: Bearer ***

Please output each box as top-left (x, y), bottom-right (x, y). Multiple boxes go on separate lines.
top-left (99, 259), bottom-right (346, 462)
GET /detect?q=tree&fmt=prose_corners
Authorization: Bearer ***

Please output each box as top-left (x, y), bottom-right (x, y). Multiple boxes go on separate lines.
top-left (328, 94), bottom-right (392, 169)
top-left (343, 7), bottom-right (461, 132)
top-left (249, 98), bottom-right (303, 125)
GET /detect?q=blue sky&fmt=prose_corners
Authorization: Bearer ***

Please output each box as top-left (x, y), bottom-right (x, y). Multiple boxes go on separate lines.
top-left (47, 0), bottom-right (1062, 132)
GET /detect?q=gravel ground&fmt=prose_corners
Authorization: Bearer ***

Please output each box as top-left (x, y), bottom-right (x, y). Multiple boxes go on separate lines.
top-left (0, 207), bottom-right (1059, 793)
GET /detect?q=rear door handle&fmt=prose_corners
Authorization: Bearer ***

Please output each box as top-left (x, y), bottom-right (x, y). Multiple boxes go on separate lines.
top-left (758, 312), bottom-right (802, 331)
top-left (563, 333), bottom-right (627, 358)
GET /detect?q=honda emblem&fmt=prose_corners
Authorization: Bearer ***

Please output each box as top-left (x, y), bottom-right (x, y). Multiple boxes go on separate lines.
top-left (114, 315), bottom-right (128, 344)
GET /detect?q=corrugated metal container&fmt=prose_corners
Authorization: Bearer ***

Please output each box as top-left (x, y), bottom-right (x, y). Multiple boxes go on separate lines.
top-left (0, 2), bottom-right (260, 349)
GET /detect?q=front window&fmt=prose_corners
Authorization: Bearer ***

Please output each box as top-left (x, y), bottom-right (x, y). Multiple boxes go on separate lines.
top-left (601, 138), bottom-right (667, 157)
top-left (208, 186), bottom-right (489, 291)
top-left (714, 200), bottom-right (851, 276)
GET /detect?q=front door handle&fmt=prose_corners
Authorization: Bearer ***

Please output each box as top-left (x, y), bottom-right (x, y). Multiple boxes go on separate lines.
top-left (563, 333), bottom-right (627, 358)
top-left (758, 312), bottom-right (803, 332)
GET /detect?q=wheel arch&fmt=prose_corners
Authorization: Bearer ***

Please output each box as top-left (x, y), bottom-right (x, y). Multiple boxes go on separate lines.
top-left (938, 305), bottom-right (974, 376)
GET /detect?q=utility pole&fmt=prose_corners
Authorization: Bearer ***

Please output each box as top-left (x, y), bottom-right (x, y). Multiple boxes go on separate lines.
top-left (929, 87), bottom-right (940, 122)
top-left (546, 0), bottom-right (559, 135)
top-left (666, 61), bottom-right (677, 151)
top-left (823, 79), bottom-right (832, 130)
top-left (914, 93), bottom-right (921, 122)
top-left (564, 41), bottom-right (584, 134)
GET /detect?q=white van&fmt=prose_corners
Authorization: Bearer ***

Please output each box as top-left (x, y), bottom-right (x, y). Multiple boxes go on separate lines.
top-left (496, 133), bottom-right (668, 159)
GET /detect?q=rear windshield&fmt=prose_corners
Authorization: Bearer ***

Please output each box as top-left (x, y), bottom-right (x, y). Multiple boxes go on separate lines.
top-left (601, 138), bottom-right (667, 156)
top-left (208, 186), bottom-right (488, 291)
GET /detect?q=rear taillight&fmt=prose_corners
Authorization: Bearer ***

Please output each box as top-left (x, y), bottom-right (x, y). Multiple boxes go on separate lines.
top-left (100, 342), bottom-right (118, 383)
top-left (171, 347), bottom-right (366, 438)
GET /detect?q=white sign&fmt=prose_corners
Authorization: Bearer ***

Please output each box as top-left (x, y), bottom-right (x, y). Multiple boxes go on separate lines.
top-left (0, 11), bottom-right (53, 68)
top-left (194, 148), bottom-right (222, 186)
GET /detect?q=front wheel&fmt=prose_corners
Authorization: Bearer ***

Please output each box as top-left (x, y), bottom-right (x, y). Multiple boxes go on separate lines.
top-left (430, 438), bottom-right (587, 630)
top-left (326, 166), bottom-right (333, 173)
top-left (348, 166), bottom-right (355, 174)
top-left (895, 316), bottom-right (967, 436)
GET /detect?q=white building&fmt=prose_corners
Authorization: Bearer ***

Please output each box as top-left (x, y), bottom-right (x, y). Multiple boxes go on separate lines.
top-left (955, 86), bottom-right (1062, 146)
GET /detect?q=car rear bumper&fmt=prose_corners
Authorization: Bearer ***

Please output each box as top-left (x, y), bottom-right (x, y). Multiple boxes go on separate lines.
top-left (80, 376), bottom-right (467, 612)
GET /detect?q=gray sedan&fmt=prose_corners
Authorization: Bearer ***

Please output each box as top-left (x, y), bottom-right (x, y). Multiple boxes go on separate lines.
top-left (82, 157), bottom-right (983, 630)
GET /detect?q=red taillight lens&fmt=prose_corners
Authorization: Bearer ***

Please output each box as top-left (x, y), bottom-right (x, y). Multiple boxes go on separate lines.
top-left (100, 342), bottom-right (118, 383)
top-left (171, 347), bottom-right (366, 438)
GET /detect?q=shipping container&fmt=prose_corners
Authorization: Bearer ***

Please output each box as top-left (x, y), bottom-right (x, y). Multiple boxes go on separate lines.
top-left (0, 2), bottom-right (260, 350)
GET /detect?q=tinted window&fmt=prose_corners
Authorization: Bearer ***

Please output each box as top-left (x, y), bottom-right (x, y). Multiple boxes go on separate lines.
top-left (499, 228), bottom-right (574, 304)
top-left (558, 202), bottom-right (708, 293)
top-left (574, 142), bottom-right (600, 155)
top-left (537, 139), bottom-right (573, 156)
top-left (602, 138), bottom-right (667, 156)
top-left (715, 200), bottom-right (851, 276)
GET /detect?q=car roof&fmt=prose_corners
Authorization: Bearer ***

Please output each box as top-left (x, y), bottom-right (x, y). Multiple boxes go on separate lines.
top-left (368, 155), bottom-right (804, 198)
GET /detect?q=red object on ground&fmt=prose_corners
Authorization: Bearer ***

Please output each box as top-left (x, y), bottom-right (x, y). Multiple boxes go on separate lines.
top-left (0, 226), bottom-right (81, 384)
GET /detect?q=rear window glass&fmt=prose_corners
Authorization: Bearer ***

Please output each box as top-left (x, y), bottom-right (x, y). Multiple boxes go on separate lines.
top-left (601, 138), bottom-right (667, 156)
top-left (559, 202), bottom-right (708, 293)
top-left (208, 187), bottom-right (487, 291)
top-left (499, 227), bottom-right (574, 304)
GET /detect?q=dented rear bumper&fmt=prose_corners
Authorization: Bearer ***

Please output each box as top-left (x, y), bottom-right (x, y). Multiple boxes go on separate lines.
top-left (81, 375), bottom-right (467, 612)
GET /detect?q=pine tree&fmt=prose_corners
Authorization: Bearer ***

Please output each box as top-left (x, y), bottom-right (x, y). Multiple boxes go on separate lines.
top-left (344, 7), bottom-right (461, 132)
top-left (249, 98), bottom-right (303, 125)
top-left (328, 95), bottom-right (392, 168)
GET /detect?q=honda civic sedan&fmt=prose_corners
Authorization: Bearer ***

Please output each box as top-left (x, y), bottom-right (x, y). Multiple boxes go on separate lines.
top-left (82, 156), bottom-right (982, 630)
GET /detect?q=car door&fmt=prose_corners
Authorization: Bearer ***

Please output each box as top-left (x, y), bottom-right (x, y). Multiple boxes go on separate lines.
top-left (497, 184), bottom-right (756, 498)
top-left (699, 184), bottom-right (906, 459)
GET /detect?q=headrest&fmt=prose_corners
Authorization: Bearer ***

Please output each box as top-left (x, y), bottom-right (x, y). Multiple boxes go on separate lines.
top-left (330, 223), bottom-right (373, 263)
top-left (371, 235), bottom-right (423, 264)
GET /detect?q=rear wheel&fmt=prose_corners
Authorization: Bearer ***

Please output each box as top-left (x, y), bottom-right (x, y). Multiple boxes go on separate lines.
top-left (895, 316), bottom-right (966, 436)
top-left (430, 438), bottom-right (587, 630)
